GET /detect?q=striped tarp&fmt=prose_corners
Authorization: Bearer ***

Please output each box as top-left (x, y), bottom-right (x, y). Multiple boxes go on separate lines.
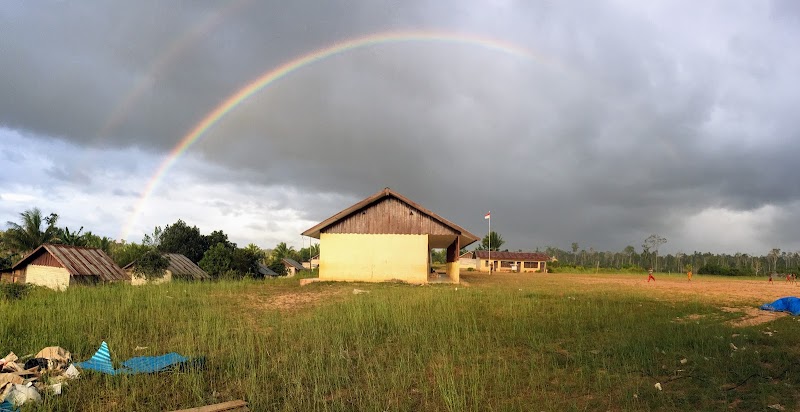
top-left (75, 341), bottom-right (192, 375)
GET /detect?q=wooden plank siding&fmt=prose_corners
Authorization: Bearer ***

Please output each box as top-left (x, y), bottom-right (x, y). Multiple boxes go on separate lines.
top-left (31, 252), bottom-right (64, 268)
top-left (322, 197), bottom-right (459, 236)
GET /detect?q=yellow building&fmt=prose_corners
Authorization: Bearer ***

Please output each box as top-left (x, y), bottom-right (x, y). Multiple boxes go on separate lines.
top-left (302, 188), bottom-right (478, 284)
top-left (7, 244), bottom-right (129, 290)
top-left (463, 251), bottom-right (550, 273)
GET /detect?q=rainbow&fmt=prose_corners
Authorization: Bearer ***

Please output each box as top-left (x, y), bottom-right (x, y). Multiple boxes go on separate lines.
top-left (119, 29), bottom-right (553, 240)
top-left (96, 0), bottom-right (253, 140)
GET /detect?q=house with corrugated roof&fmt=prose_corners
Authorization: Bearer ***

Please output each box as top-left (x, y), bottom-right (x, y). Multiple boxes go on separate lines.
top-left (282, 258), bottom-right (305, 277)
top-left (462, 250), bottom-right (550, 273)
top-left (302, 188), bottom-right (479, 284)
top-left (123, 253), bottom-right (210, 285)
top-left (257, 263), bottom-right (279, 277)
top-left (8, 244), bottom-right (129, 290)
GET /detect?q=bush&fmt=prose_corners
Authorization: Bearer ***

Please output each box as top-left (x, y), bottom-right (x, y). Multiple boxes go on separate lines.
top-left (697, 264), bottom-right (753, 277)
top-left (0, 283), bottom-right (33, 300)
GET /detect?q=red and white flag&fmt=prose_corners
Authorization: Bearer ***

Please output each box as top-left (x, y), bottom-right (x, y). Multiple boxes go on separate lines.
top-left (484, 212), bottom-right (491, 220)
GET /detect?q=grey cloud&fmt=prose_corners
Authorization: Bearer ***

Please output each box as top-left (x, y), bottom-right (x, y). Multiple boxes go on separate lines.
top-left (2, 1), bottom-right (800, 253)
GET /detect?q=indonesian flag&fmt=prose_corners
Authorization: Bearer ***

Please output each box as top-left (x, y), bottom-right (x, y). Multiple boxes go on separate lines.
top-left (484, 212), bottom-right (491, 220)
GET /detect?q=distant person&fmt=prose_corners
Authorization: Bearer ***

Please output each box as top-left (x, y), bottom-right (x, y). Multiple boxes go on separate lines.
top-left (788, 273), bottom-right (792, 282)
top-left (687, 269), bottom-right (692, 282)
top-left (769, 272), bottom-right (774, 283)
top-left (647, 268), bottom-right (655, 282)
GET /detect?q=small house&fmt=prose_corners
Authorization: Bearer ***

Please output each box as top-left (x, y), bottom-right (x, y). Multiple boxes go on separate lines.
top-left (123, 253), bottom-right (210, 285)
top-left (257, 263), bottom-right (279, 277)
top-left (9, 244), bottom-right (129, 290)
top-left (282, 258), bottom-right (305, 277)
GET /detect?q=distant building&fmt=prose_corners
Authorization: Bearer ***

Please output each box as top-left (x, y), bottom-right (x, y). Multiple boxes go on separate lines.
top-left (302, 188), bottom-right (478, 284)
top-left (8, 244), bottom-right (129, 290)
top-left (257, 263), bottom-right (280, 277)
top-left (282, 258), bottom-right (306, 277)
top-left (123, 253), bottom-right (210, 285)
top-left (302, 254), bottom-right (320, 269)
top-left (461, 251), bottom-right (550, 273)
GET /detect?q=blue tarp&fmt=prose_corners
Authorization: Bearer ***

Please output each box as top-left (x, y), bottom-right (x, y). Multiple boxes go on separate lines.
top-left (0, 399), bottom-right (17, 412)
top-left (75, 341), bottom-right (196, 375)
top-left (760, 296), bottom-right (800, 316)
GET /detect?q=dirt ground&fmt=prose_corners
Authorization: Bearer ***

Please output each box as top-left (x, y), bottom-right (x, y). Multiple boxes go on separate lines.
top-left (461, 272), bottom-right (797, 326)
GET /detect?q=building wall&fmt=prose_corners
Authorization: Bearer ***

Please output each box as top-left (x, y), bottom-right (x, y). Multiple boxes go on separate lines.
top-left (25, 265), bottom-right (71, 290)
top-left (476, 259), bottom-right (546, 273)
top-left (458, 258), bottom-right (478, 270)
top-left (319, 233), bottom-right (428, 283)
top-left (128, 269), bottom-right (172, 286)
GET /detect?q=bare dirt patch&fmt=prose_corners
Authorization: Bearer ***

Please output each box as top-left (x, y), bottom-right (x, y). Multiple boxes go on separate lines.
top-left (720, 306), bottom-right (788, 327)
top-left (461, 272), bottom-right (798, 327)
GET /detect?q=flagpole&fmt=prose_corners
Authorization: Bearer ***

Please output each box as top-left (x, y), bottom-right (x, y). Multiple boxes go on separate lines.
top-left (488, 211), bottom-right (491, 274)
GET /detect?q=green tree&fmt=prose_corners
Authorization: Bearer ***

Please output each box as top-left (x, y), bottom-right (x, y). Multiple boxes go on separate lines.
top-left (623, 245), bottom-right (635, 266)
top-left (84, 232), bottom-right (113, 254)
top-left (204, 230), bottom-right (235, 251)
top-left (430, 249), bottom-right (446, 264)
top-left (199, 243), bottom-right (233, 279)
top-left (270, 242), bottom-right (297, 262)
top-left (142, 226), bottom-right (162, 248)
top-left (478, 231), bottom-right (504, 251)
top-left (132, 250), bottom-right (169, 281)
top-left (231, 247), bottom-right (261, 277)
top-left (571, 242), bottom-right (579, 264)
top-left (158, 220), bottom-right (206, 263)
top-left (643, 234), bottom-right (667, 271)
top-left (58, 226), bottom-right (86, 246)
top-left (110, 241), bottom-right (151, 268)
top-left (3, 208), bottom-right (60, 254)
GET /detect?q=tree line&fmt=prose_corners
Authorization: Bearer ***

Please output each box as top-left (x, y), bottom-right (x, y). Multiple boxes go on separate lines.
top-left (0, 208), bottom-right (319, 279)
top-left (543, 237), bottom-right (796, 276)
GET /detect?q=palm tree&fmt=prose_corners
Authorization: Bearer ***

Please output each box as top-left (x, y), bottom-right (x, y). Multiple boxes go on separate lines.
top-left (58, 226), bottom-right (86, 246)
top-left (4, 208), bottom-right (60, 254)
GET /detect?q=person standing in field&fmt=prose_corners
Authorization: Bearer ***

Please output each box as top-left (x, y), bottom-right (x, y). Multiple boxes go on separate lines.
top-left (769, 272), bottom-right (773, 283)
top-left (647, 268), bottom-right (655, 282)
top-left (687, 269), bottom-right (692, 282)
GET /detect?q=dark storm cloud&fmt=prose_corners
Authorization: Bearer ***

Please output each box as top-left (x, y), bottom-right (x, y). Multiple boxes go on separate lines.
top-left (2, 1), bottom-right (799, 252)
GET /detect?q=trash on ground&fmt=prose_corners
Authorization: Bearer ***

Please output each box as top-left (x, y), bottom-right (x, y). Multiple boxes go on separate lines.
top-left (760, 297), bottom-right (800, 315)
top-left (1, 346), bottom-right (80, 409)
top-left (1, 341), bottom-right (198, 409)
top-left (76, 341), bottom-right (204, 375)
top-left (654, 382), bottom-right (662, 391)
top-left (352, 289), bottom-right (369, 295)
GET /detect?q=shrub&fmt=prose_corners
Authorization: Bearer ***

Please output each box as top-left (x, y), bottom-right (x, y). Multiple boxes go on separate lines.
top-left (0, 283), bottom-right (33, 300)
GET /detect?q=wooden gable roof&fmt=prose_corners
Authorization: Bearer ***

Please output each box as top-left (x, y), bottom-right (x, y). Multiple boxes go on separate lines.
top-left (302, 188), bottom-right (479, 246)
top-left (13, 244), bottom-right (129, 282)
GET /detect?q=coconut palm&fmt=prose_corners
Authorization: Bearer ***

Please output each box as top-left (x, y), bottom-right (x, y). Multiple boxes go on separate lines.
top-left (4, 208), bottom-right (60, 254)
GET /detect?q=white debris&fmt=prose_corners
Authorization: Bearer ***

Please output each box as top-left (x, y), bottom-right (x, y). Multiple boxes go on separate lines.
top-left (729, 343), bottom-right (738, 351)
top-left (654, 382), bottom-right (662, 391)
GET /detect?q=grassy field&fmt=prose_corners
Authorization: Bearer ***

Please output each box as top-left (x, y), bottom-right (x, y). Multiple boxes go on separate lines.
top-left (2, 272), bottom-right (800, 411)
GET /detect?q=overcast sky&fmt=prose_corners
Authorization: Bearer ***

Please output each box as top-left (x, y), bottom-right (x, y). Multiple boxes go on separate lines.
top-left (1, 1), bottom-right (799, 255)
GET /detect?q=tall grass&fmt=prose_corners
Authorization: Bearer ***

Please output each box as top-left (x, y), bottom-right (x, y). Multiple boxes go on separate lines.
top-left (1, 276), bottom-right (798, 411)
